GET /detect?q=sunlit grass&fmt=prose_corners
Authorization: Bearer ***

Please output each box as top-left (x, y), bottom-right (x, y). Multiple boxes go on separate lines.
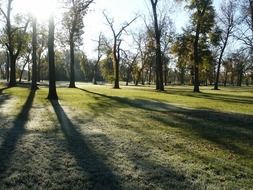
top-left (0, 83), bottom-right (252, 189)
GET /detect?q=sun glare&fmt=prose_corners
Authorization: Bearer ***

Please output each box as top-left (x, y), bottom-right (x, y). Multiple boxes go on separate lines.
top-left (15, 0), bottom-right (57, 21)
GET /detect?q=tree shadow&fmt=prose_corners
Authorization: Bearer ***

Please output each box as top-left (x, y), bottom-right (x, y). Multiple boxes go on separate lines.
top-left (0, 90), bottom-right (35, 176)
top-left (0, 93), bottom-right (10, 107)
top-left (77, 88), bottom-right (253, 157)
top-left (50, 100), bottom-right (121, 190)
top-left (164, 87), bottom-right (253, 105)
top-left (0, 86), bottom-right (11, 95)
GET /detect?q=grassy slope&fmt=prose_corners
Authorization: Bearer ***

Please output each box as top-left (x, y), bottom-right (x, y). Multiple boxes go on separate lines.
top-left (0, 83), bottom-right (252, 190)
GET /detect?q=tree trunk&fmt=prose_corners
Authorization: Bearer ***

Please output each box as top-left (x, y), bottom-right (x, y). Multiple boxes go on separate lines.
top-left (151, 0), bottom-right (164, 91)
top-left (141, 69), bottom-right (145, 85)
top-left (28, 63), bottom-right (31, 81)
top-left (113, 38), bottom-right (120, 89)
top-left (19, 62), bottom-right (28, 82)
top-left (251, 71), bottom-right (253, 85)
top-left (93, 62), bottom-right (98, 85)
top-left (6, 52), bottom-right (9, 82)
top-left (69, 34), bottom-right (76, 88)
top-left (8, 55), bottom-right (16, 87)
top-left (31, 18), bottom-right (38, 90)
top-left (224, 70), bottom-right (228, 87)
top-left (180, 68), bottom-right (185, 85)
top-left (148, 65), bottom-right (152, 85)
top-left (135, 71), bottom-right (141, 86)
top-left (37, 53), bottom-right (41, 82)
top-left (214, 33), bottom-right (229, 90)
top-left (126, 69), bottom-right (130, 86)
top-left (193, 21), bottom-right (200, 92)
top-left (47, 14), bottom-right (58, 100)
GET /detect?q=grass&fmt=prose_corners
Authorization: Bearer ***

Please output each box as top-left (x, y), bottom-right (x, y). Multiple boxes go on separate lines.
top-left (0, 83), bottom-right (252, 189)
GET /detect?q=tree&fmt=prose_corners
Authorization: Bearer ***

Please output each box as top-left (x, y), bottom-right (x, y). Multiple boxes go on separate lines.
top-left (121, 49), bottom-right (139, 86)
top-left (150, 0), bottom-right (164, 91)
top-left (47, 14), bottom-right (58, 100)
top-left (214, 0), bottom-right (237, 90)
top-left (171, 32), bottom-right (194, 85)
top-left (19, 44), bottom-right (32, 82)
top-left (37, 26), bottom-right (48, 82)
top-left (132, 31), bottom-right (148, 86)
top-left (103, 12), bottom-right (137, 89)
top-left (62, 0), bottom-right (93, 88)
top-left (31, 17), bottom-right (38, 90)
top-left (93, 33), bottom-right (104, 85)
top-left (186, 0), bottom-right (215, 92)
top-left (0, 0), bottom-right (30, 87)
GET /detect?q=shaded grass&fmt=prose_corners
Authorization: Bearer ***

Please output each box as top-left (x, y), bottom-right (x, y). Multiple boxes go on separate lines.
top-left (0, 84), bottom-right (252, 189)
top-left (0, 90), bottom-right (35, 174)
top-left (76, 84), bottom-right (253, 115)
top-left (50, 100), bottom-right (121, 189)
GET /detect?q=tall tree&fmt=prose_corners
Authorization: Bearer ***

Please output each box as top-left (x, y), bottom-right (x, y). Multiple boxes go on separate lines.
top-left (37, 26), bottom-right (48, 82)
top-left (214, 0), bottom-right (237, 90)
top-left (0, 0), bottom-right (30, 87)
top-left (31, 17), bottom-right (38, 90)
top-left (150, 0), bottom-right (164, 91)
top-left (104, 12), bottom-right (137, 89)
top-left (186, 0), bottom-right (215, 92)
top-left (62, 0), bottom-right (93, 88)
top-left (47, 14), bottom-right (58, 100)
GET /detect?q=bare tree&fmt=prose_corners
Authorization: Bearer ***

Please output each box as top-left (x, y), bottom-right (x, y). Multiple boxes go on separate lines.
top-left (103, 12), bottom-right (137, 89)
top-left (214, 0), bottom-right (237, 90)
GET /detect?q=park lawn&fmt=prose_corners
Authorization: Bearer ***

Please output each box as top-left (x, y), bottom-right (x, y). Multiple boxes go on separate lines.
top-left (0, 83), bottom-right (252, 189)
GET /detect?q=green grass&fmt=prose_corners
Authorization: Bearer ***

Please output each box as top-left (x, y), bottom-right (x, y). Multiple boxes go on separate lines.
top-left (0, 83), bottom-right (252, 189)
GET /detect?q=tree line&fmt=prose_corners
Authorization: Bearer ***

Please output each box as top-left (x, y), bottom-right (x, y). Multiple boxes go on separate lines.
top-left (0, 0), bottom-right (252, 99)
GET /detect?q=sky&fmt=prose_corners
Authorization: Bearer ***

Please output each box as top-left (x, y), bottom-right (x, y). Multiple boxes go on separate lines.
top-left (83, 0), bottom-right (221, 59)
top-left (83, 0), bottom-right (188, 59)
top-left (12, 0), bottom-right (221, 59)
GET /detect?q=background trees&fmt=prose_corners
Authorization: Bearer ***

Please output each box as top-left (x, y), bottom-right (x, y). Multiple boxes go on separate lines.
top-left (0, 0), bottom-right (30, 86)
top-left (0, 0), bottom-right (252, 93)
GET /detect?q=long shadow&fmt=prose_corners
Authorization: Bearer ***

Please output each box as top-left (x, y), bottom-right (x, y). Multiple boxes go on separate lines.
top-left (164, 87), bottom-right (253, 105)
top-left (50, 100), bottom-right (121, 190)
top-left (0, 90), bottom-right (35, 176)
top-left (0, 94), bottom-right (10, 107)
top-left (77, 88), bottom-right (253, 156)
top-left (0, 87), bottom-right (10, 95)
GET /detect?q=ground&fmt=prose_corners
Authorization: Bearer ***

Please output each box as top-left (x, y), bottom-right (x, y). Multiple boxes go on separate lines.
top-left (0, 83), bottom-right (252, 190)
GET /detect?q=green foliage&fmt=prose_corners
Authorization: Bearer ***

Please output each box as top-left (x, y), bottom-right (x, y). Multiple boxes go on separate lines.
top-left (187, 0), bottom-right (215, 33)
top-left (100, 56), bottom-right (114, 83)
top-left (209, 26), bottom-right (222, 46)
top-left (62, 0), bottom-right (93, 46)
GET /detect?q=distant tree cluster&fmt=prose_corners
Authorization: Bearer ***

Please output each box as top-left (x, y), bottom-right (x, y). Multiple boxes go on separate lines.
top-left (0, 0), bottom-right (252, 96)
